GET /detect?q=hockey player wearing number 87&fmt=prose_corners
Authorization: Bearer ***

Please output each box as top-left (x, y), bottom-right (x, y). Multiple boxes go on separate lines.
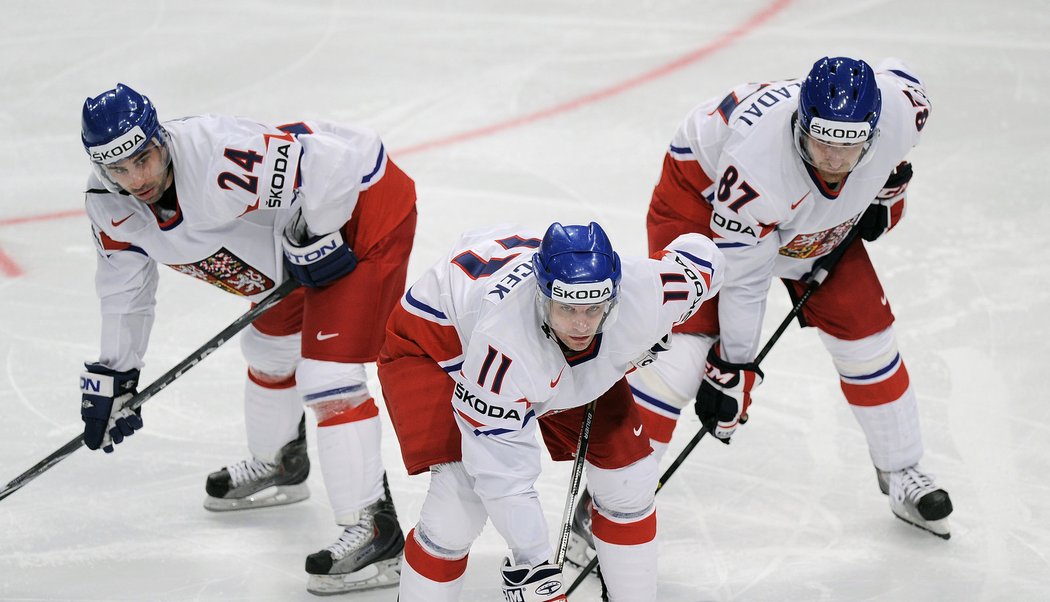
top-left (377, 221), bottom-right (724, 601)
top-left (77, 83), bottom-right (417, 594)
top-left (565, 56), bottom-right (954, 559)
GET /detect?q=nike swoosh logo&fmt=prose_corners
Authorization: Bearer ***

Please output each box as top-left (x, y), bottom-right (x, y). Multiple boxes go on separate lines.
top-left (790, 192), bottom-right (811, 210)
top-left (549, 367), bottom-right (566, 388)
top-left (316, 332), bottom-right (340, 341)
top-left (111, 214), bottom-right (134, 227)
top-left (633, 424), bottom-right (643, 437)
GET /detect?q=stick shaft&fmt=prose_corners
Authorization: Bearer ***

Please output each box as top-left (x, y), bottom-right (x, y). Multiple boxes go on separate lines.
top-left (554, 399), bottom-right (597, 568)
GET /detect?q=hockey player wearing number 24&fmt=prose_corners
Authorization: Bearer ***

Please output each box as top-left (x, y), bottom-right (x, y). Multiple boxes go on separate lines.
top-left (568, 56), bottom-right (954, 566)
top-left (77, 84), bottom-right (417, 594)
top-left (377, 221), bottom-right (724, 601)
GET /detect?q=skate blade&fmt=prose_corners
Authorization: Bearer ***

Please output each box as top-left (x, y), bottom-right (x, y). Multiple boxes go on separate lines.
top-left (306, 556), bottom-right (402, 596)
top-left (203, 483), bottom-right (310, 512)
top-left (891, 510), bottom-right (950, 540)
top-left (565, 531), bottom-right (597, 570)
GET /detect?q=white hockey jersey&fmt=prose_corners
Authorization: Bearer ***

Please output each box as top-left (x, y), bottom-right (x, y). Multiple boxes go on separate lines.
top-left (84, 115), bottom-right (389, 371)
top-left (667, 58), bottom-right (931, 362)
top-left (399, 224), bottom-right (722, 526)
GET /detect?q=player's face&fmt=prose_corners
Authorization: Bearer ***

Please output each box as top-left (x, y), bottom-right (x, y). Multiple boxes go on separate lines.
top-left (103, 141), bottom-right (172, 204)
top-left (548, 301), bottom-right (608, 351)
top-left (804, 136), bottom-right (867, 182)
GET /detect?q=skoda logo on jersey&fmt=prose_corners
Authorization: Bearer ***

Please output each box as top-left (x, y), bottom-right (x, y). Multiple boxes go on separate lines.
top-left (808, 117), bottom-right (871, 144)
top-left (261, 136), bottom-right (302, 210)
top-left (454, 382), bottom-right (521, 421)
top-left (266, 144), bottom-right (292, 208)
top-left (550, 278), bottom-right (614, 303)
top-left (89, 126), bottom-right (147, 164)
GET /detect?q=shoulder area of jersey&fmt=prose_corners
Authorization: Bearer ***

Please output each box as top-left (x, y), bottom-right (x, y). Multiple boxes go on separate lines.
top-left (453, 224), bottom-right (541, 247)
top-left (446, 224), bottom-right (542, 268)
top-left (442, 225), bottom-right (542, 309)
top-left (162, 113), bottom-right (277, 142)
top-left (720, 78), bottom-right (803, 129)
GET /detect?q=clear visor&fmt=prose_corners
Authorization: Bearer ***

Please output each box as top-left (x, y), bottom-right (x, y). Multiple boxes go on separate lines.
top-left (90, 134), bottom-right (171, 195)
top-left (536, 290), bottom-right (620, 338)
top-left (794, 120), bottom-right (879, 174)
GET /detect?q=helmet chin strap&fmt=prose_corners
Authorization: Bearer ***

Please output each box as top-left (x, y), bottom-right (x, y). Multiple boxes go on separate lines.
top-left (542, 324), bottom-right (576, 355)
top-left (540, 321), bottom-right (556, 342)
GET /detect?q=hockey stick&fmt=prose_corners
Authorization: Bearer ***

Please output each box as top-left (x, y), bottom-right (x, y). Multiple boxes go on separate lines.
top-left (0, 278), bottom-right (300, 503)
top-left (554, 398), bottom-right (598, 569)
top-left (566, 225), bottom-right (862, 596)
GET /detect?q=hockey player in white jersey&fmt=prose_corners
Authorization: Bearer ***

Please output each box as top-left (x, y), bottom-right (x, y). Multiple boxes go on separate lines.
top-left (567, 56), bottom-right (953, 561)
top-left (377, 221), bottom-right (723, 601)
top-left (77, 84), bottom-right (416, 594)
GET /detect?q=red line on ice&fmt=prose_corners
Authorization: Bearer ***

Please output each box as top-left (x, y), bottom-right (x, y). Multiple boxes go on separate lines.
top-left (0, 246), bottom-right (24, 277)
top-left (0, 208), bottom-right (86, 228)
top-left (397, 0), bottom-right (793, 156)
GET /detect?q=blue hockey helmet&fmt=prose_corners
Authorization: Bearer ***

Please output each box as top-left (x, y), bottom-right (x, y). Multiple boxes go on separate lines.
top-left (795, 57), bottom-right (882, 170)
top-left (81, 83), bottom-right (161, 165)
top-left (533, 222), bottom-right (621, 304)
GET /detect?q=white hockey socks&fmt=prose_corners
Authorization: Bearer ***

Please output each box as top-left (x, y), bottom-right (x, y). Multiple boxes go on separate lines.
top-left (821, 328), bottom-right (924, 471)
top-left (585, 458), bottom-right (659, 601)
top-left (593, 536), bottom-right (658, 601)
top-left (315, 414), bottom-right (385, 524)
top-left (850, 392), bottom-right (924, 471)
top-left (244, 374), bottom-right (303, 463)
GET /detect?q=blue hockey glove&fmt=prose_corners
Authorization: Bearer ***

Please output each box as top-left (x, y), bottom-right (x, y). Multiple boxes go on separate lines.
top-left (695, 346), bottom-right (763, 444)
top-left (281, 211), bottom-right (357, 287)
top-left (80, 363), bottom-right (142, 453)
top-left (859, 161), bottom-right (912, 242)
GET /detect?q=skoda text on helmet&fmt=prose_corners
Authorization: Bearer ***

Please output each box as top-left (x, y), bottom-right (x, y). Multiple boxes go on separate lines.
top-left (533, 222), bottom-right (622, 304)
top-left (81, 83), bottom-right (170, 195)
top-left (794, 57), bottom-right (882, 173)
top-left (82, 83), bottom-right (161, 164)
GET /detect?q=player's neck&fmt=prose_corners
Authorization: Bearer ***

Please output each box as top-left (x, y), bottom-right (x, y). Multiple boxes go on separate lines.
top-left (153, 180), bottom-right (179, 220)
top-left (817, 170), bottom-right (846, 188)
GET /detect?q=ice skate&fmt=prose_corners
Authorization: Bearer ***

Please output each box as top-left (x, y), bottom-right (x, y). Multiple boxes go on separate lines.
top-left (305, 485), bottom-right (405, 595)
top-left (565, 488), bottom-right (597, 569)
top-left (203, 418), bottom-right (310, 511)
top-left (877, 465), bottom-right (953, 539)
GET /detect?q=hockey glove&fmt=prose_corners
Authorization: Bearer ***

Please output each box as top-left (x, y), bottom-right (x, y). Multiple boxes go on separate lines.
top-left (282, 210), bottom-right (357, 287)
top-left (80, 363), bottom-right (142, 453)
top-left (695, 346), bottom-right (763, 444)
top-left (859, 161), bottom-right (912, 242)
top-left (500, 557), bottom-right (567, 602)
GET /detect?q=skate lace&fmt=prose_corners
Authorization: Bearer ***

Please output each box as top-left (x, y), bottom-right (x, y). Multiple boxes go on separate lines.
top-left (897, 467), bottom-right (937, 503)
top-left (327, 514), bottom-right (376, 560)
top-left (227, 458), bottom-right (277, 487)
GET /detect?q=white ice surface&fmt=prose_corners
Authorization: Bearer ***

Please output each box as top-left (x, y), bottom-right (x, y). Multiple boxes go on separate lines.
top-left (1, 1), bottom-right (1049, 600)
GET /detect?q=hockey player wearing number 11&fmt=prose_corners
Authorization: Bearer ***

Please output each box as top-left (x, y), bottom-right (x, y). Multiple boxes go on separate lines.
top-left (77, 84), bottom-right (417, 594)
top-left (376, 221), bottom-right (724, 601)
